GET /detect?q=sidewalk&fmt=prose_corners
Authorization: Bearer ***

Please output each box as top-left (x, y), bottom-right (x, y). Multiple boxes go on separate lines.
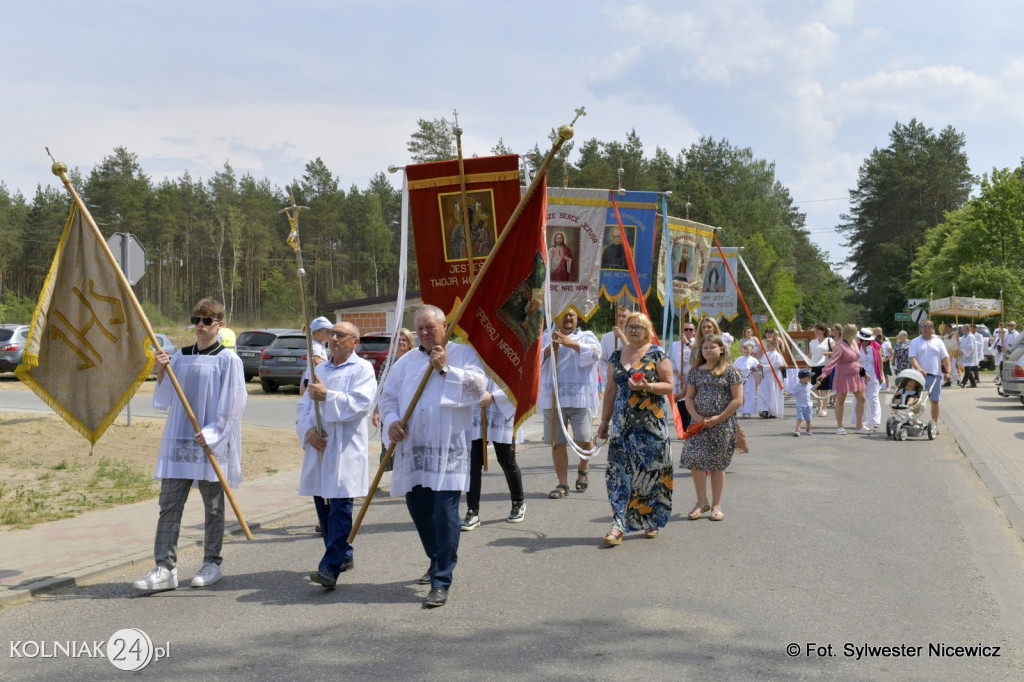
top-left (2, 385), bottom-right (1022, 607)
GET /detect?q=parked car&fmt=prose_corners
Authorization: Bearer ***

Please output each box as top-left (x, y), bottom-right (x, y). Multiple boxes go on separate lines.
top-left (974, 323), bottom-right (996, 370)
top-left (236, 328), bottom-right (298, 382)
top-left (356, 333), bottom-right (394, 377)
top-left (0, 324), bottom-right (30, 373)
top-left (258, 332), bottom-right (314, 393)
top-left (998, 333), bottom-right (1024, 405)
top-left (146, 333), bottom-right (178, 374)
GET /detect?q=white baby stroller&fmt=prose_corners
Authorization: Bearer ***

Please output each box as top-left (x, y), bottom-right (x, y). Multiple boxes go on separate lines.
top-left (886, 368), bottom-right (937, 441)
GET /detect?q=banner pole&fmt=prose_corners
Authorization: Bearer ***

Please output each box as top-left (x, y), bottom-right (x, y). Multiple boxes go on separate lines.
top-left (349, 108), bottom-right (585, 542)
top-left (47, 152), bottom-right (253, 540)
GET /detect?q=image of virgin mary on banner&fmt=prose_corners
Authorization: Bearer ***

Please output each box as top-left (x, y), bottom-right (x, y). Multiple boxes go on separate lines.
top-left (600, 190), bottom-right (659, 303)
top-left (692, 248), bottom-right (739, 321)
top-left (655, 215), bottom-right (714, 311)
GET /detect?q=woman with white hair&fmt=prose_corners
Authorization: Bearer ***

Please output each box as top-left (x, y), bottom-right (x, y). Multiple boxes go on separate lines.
top-left (891, 330), bottom-right (911, 376)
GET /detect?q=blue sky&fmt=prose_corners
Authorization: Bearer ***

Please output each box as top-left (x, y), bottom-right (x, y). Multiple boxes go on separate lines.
top-left (3, 0), bottom-right (1023, 269)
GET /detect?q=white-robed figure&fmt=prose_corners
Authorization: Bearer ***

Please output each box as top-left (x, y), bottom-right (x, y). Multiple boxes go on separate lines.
top-left (857, 328), bottom-right (883, 429)
top-left (958, 325), bottom-right (979, 388)
top-left (734, 341), bottom-right (760, 418)
top-left (297, 320), bottom-right (376, 589)
top-left (669, 321), bottom-right (697, 428)
top-left (756, 340), bottom-right (786, 418)
top-left (540, 309), bottom-right (602, 498)
top-left (134, 298), bottom-right (246, 593)
top-left (381, 305), bottom-right (487, 608)
top-left (462, 378), bottom-right (527, 530)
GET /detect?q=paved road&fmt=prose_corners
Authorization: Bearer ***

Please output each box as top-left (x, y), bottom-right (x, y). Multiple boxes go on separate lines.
top-left (3, 390), bottom-right (1023, 680)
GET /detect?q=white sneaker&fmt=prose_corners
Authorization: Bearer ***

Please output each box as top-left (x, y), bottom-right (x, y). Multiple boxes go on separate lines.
top-left (133, 566), bottom-right (178, 591)
top-left (190, 562), bottom-right (223, 588)
top-left (835, 427), bottom-right (847, 435)
top-left (793, 431), bottom-right (801, 437)
top-left (856, 427), bottom-right (872, 435)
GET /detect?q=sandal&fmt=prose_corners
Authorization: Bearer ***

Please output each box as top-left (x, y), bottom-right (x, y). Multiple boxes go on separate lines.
top-left (687, 502), bottom-right (711, 520)
top-left (710, 506), bottom-right (724, 521)
top-left (644, 528), bottom-right (659, 539)
top-left (575, 468), bottom-right (589, 492)
top-left (548, 484), bottom-right (570, 499)
top-left (603, 528), bottom-right (623, 546)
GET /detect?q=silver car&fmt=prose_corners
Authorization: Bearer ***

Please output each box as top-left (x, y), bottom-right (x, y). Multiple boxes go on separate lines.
top-left (0, 324), bottom-right (31, 373)
top-left (998, 334), bottom-right (1024, 405)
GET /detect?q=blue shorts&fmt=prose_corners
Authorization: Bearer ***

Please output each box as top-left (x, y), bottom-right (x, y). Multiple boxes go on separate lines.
top-left (923, 373), bottom-right (942, 402)
top-left (796, 405), bottom-right (812, 422)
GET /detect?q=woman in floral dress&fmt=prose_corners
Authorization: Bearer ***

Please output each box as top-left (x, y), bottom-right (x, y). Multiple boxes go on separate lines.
top-left (681, 333), bottom-right (744, 522)
top-left (596, 312), bottom-right (674, 544)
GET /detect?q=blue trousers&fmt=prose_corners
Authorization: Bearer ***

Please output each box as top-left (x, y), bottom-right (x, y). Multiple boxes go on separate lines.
top-left (313, 496), bottom-right (353, 578)
top-left (405, 486), bottom-right (461, 590)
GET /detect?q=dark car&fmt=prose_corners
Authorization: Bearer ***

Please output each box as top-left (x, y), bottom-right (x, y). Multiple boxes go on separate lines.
top-left (258, 332), bottom-right (315, 393)
top-left (236, 328), bottom-right (298, 382)
top-left (356, 333), bottom-right (394, 377)
top-left (0, 324), bottom-right (31, 373)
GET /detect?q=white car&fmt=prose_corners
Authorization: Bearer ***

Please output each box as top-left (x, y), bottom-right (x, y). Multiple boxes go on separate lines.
top-left (998, 333), bottom-right (1024, 405)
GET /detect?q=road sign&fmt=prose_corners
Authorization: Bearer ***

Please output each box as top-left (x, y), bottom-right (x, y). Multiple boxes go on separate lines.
top-left (106, 233), bottom-right (147, 285)
top-left (911, 307), bottom-right (928, 324)
top-left (907, 298), bottom-right (928, 309)
top-left (894, 312), bottom-right (911, 321)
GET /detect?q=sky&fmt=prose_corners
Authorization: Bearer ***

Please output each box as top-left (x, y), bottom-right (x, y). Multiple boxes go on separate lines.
top-left (3, 0), bottom-right (1024, 271)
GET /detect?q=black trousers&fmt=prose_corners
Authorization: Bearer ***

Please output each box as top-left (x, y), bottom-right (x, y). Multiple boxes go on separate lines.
top-left (676, 399), bottom-right (692, 430)
top-left (466, 439), bottom-right (524, 512)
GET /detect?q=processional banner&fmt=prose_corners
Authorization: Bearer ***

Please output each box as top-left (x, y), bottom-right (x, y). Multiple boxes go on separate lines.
top-left (16, 204), bottom-right (154, 445)
top-left (692, 248), bottom-right (740, 321)
top-left (600, 190), bottom-right (659, 304)
top-left (655, 215), bottom-right (715, 310)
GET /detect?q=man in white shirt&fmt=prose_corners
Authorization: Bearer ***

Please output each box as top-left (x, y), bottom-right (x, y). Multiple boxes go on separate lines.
top-left (298, 321), bottom-right (377, 589)
top-left (908, 319), bottom-right (952, 425)
top-left (958, 324), bottom-right (979, 388)
top-left (999, 321), bottom-right (1019, 377)
top-left (540, 309), bottom-right (601, 499)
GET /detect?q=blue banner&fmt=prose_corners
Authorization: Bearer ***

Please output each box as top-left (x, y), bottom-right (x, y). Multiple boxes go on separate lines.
top-left (599, 190), bottom-right (660, 303)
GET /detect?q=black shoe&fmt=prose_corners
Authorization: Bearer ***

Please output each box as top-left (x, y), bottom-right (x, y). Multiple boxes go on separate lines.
top-left (942, 381), bottom-right (951, 387)
top-left (309, 569), bottom-right (337, 589)
top-left (759, 411), bottom-right (769, 418)
top-left (507, 501), bottom-right (526, 523)
top-left (418, 571), bottom-right (431, 585)
top-left (461, 510), bottom-right (480, 531)
top-left (338, 561), bottom-right (354, 573)
top-left (425, 587), bottom-right (448, 607)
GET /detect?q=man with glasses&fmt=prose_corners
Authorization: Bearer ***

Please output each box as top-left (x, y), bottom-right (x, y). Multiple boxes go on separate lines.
top-left (299, 321), bottom-right (377, 589)
top-left (908, 319), bottom-right (951, 427)
top-left (134, 298), bottom-right (247, 592)
top-left (670, 322), bottom-right (697, 429)
top-left (380, 305), bottom-right (487, 608)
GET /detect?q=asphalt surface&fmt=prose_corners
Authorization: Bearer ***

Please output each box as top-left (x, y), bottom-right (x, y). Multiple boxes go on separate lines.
top-left (2, 379), bottom-right (1024, 680)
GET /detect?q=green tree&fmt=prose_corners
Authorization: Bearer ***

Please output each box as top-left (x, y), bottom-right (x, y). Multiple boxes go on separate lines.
top-left (838, 119), bottom-right (974, 324)
top-left (407, 117), bottom-right (456, 162)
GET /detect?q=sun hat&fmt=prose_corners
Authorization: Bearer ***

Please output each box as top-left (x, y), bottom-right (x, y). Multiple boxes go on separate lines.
top-left (310, 316), bottom-right (334, 332)
top-left (856, 327), bottom-right (874, 341)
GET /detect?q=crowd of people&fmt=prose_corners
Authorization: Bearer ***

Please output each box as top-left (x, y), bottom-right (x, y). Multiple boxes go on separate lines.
top-left (131, 297), bottom-right (1010, 609)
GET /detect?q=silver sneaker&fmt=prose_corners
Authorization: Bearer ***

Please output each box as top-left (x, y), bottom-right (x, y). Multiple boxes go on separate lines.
top-left (507, 502), bottom-right (526, 523)
top-left (461, 511), bottom-right (480, 531)
top-left (133, 566), bottom-right (178, 591)
top-left (190, 562), bottom-right (223, 588)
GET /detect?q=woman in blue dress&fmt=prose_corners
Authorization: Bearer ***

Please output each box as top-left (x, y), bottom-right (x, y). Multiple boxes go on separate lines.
top-left (596, 312), bottom-right (674, 545)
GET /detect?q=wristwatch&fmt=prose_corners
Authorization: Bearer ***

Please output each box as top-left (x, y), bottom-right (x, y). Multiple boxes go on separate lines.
top-left (439, 364), bottom-right (450, 375)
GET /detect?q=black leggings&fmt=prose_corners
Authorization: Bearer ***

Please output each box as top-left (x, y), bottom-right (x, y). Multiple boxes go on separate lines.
top-left (466, 439), bottom-right (524, 512)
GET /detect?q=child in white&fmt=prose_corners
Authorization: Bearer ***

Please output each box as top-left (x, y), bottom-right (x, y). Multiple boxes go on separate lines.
top-left (792, 369), bottom-right (814, 436)
top-left (734, 341), bottom-right (760, 418)
top-left (891, 378), bottom-right (921, 410)
top-left (756, 338), bottom-right (785, 418)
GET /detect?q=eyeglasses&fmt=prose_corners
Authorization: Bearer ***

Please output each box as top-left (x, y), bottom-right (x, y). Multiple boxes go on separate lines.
top-left (919, 324), bottom-right (933, 329)
top-left (329, 331), bottom-right (356, 339)
top-left (625, 324), bottom-right (645, 332)
top-left (190, 316), bottom-right (218, 326)
top-left (683, 327), bottom-right (695, 332)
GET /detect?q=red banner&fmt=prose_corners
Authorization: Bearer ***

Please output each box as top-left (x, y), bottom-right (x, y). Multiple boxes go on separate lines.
top-left (406, 154), bottom-right (546, 429)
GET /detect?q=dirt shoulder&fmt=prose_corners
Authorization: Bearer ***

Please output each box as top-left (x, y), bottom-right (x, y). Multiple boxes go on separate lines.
top-left (0, 378), bottom-right (303, 530)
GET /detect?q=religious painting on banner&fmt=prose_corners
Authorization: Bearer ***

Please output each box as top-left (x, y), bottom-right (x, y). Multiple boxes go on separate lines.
top-left (600, 190), bottom-right (659, 304)
top-left (654, 215), bottom-right (714, 311)
top-left (452, 178), bottom-right (548, 430)
top-left (544, 187), bottom-right (608, 320)
top-left (406, 154), bottom-right (522, 315)
top-left (16, 204), bottom-right (155, 445)
top-left (692, 248), bottom-right (740, 321)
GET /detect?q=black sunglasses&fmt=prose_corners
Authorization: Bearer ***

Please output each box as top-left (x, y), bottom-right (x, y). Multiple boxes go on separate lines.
top-left (191, 316), bottom-right (218, 326)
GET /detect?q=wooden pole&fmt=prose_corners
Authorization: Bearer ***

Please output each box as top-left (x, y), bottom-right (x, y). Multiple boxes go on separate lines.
top-left (452, 111), bottom-right (487, 471)
top-left (48, 153), bottom-right (253, 540)
top-left (349, 109), bottom-right (584, 542)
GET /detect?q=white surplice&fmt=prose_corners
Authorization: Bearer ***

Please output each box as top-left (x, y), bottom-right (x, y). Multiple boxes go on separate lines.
top-left (152, 347), bottom-right (247, 487)
top-left (380, 344), bottom-right (487, 496)
top-left (473, 379), bottom-right (524, 445)
top-left (295, 353), bottom-right (377, 499)
top-left (539, 328), bottom-right (601, 410)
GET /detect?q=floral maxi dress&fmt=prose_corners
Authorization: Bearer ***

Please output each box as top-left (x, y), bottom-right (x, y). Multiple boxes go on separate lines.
top-left (680, 366), bottom-right (743, 471)
top-left (606, 347), bottom-right (673, 533)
